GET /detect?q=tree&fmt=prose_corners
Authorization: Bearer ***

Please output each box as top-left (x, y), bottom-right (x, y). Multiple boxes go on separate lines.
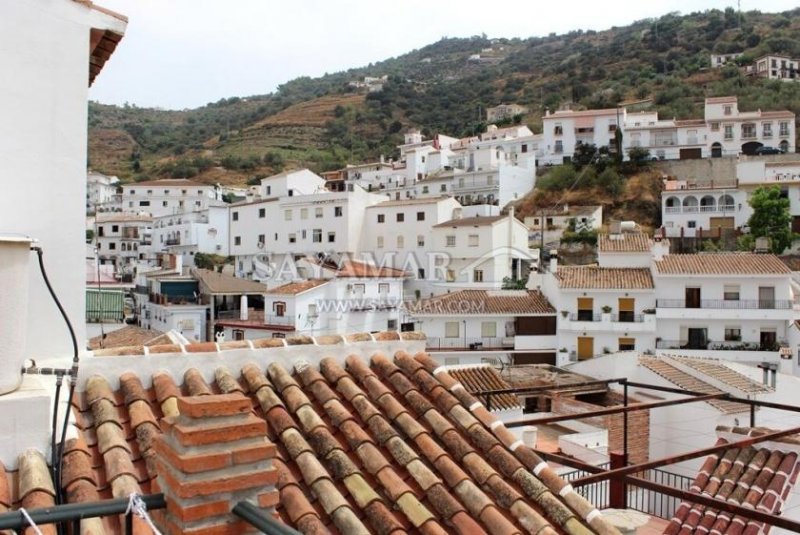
top-left (745, 186), bottom-right (793, 254)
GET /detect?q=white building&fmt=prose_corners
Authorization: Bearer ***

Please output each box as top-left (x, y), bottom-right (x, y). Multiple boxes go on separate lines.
top-left (228, 169), bottom-right (388, 283)
top-left (217, 258), bottom-right (406, 340)
top-left (704, 96), bottom-right (795, 157)
top-left (92, 213), bottom-right (152, 271)
top-left (486, 103), bottom-right (529, 123)
top-left (524, 205), bottom-right (602, 246)
top-left (151, 205), bottom-right (229, 265)
top-left (137, 271), bottom-right (207, 343)
top-left (661, 178), bottom-right (745, 238)
top-left (0, 0), bottom-right (126, 361)
top-left (540, 108), bottom-right (622, 165)
top-left (750, 54), bottom-right (799, 82)
top-left (87, 171), bottom-right (120, 214)
top-left (623, 113), bottom-right (707, 160)
top-left (737, 160), bottom-right (800, 236)
top-left (406, 289), bottom-right (558, 366)
top-left (653, 254), bottom-right (793, 364)
top-left (710, 52), bottom-right (743, 68)
top-left (122, 178), bottom-right (221, 217)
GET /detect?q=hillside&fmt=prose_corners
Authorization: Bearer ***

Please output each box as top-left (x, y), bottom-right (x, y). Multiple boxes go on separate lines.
top-left (89, 7), bottom-right (800, 185)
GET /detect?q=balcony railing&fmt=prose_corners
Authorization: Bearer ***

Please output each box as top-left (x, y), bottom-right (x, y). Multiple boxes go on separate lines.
top-left (656, 339), bottom-right (782, 352)
top-left (426, 336), bottom-right (514, 351)
top-left (656, 299), bottom-right (792, 310)
top-left (568, 313), bottom-right (645, 323)
top-left (165, 237), bottom-right (181, 245)
top-left (663, 204), bottom-right (736, 214)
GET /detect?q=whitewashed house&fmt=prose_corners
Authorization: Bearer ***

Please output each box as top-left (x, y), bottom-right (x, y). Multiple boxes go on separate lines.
top-left (486, 103), bottom-right (529, 123)
top-left (93, 213), bottom-right (152, 270)
top-left (87, 171), bottom-right (120, 214)
top-left (524, 205), bottom-right (602, 246)
top-left (123, 178), bottom-right (221, 217)
top-left (710, 53), bottom-right (743, 68)
top-left (704, 96), bottom-right (795, 156)
top-left (136, 268), bottom-right (207, 343)
top-left (750, 54), bottom-right (799, 82)
top-left (540, 108), bottom-right (622, 165)
top-left (660, 178), bottom-right (745, 238)
top-left (653, 253), bottom-right (793, 364)
top-left (151, 205), bottom-right (229, 265)
top-left (406, 289), bottom-right (557, 366)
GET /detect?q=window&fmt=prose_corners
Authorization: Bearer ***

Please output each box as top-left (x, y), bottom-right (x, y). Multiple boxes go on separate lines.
top-left (234, 236), bottom-right (241, 246)
top-left (618, 338), bottom-right (635, 351)
top-left (487, 175), bottom-right (494, 185)
top-left (109, 242), bottom-right (116, 250)
top-left (445, 322), bottom-right (460, 338)
top-left (274, 301), bottom-right (286, 316)
top-left (111, 225), bottom-right (119, 232)
top-left (554, 140), bottom-right (563, 153)
top-left (284, 210), bottom-right (292, 221)
top-left (328, 232), bottom-right (336, 243)
top-left (301, 230), bottom-right (307, 239)
top-left (334, 206), bottom-right (343, 217)
top-left (446, 269), bottom-right (456, 282)
top-left (308, 304), bottom-right (318, 318)
top-left (397, 213), bottom-right (405, 222)
top-left (272, 332), bottom-right (286, 339)
top-left (232, 329), bottom-right (245, 341)
top-left (416, 211), bottom-right (425, 221)
top-left (724, 125), bottom-right (733, 140)
top-left (422, 186), bottom-right (429, 194)
top-left (258, 234), bottom-right (265, 244)
top-left (724, 285), bottom-right (740, 301)
top-left (139, 201), bottom-right (150, 207)
top-left (763, 123), bottom-right (773, 137)
top-left (377, 236), bottom-right (384, 248)
top-left (481, 322), bottom-right (496, 338)
top-left (554, 124), bottom-right (563, 135)
top-left (266, 186), bottom-right (271, 195)
top-left (315, 207), bottom-right (323, 219)
top-left (780, 122), bottom-right (790, 136)
top-left (289, 233), bottom-right (296, 243)
top-left (312, 229), bottom-right (322, 243)
top-left (418, 268), bottom-right (425, 279)
top-left (724, 105), bottom-right (732, 116)
top-left (232, 211), bottom-right (239, 221)
top-left (710, 122), bottom-right (720, 132)
top-left (397, 235), bottom-right (404, 248)
top-left (741, 123), bottom-right (756, 139)
top-left (474, 270), bottom-right (484, 282)
top-left (258, 208), bottom-right (265, 218)
top-left (377, 214), bottom-right (385, 223)
top-left (195, 200), bottom-right (201, 207)
top-left (378, 283), bottom-right (389, 295)
top-left (440, 184), bottom-right (447, 192)
top-left (387, 319), bottom-right (398, 330)
top-left (146, 190), bottom-right (153, 195)
top-left (129, 189), bottom-right (134, 195)
top-left (468, 234), bottom-right (479, 247)
top-left (300, 208), bottom-right (308, 220)
top-left (688, 221), bottom-right (696, 229)
top-left (352, 283), bottom-right (365, 296)
top-left (181, 189), bottom-right (187, 195)
top-left (725, 327), bottom-right (741, 342)
top-left (288, 189), bottom-right (294, 197)
top-left (162, 201), bottom-right (168, 207)
top-left (446, 235), bottom-right (456, 247)
top-left (417, 235), bottom-right (425, 247)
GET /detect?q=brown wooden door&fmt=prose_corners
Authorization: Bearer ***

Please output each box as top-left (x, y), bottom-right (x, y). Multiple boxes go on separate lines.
top-left (618, 298), bottom-right (635, 322)
top-left (685, 287), bottom-right (701, 308)
top-left (709, 217), bottom-right (734, 229)
top-left (577, 337), bottom-right (594, 360)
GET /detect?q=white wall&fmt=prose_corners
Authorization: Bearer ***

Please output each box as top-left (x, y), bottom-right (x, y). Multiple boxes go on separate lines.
top-left (0, 1), bottom-right (124, 359)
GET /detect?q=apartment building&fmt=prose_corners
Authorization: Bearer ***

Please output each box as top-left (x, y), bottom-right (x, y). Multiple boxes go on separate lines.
top-left (539, 108), bottom-right (622, 165)
top-left (704, 96), bottom-right (795, 156)
top-left (653, 254), bottom-right (793, 364)
top-left (750, 54), bottom-right (799, 81)
top-left (86, 171), bottom-right (120, 214)
top-left (406, 289), bottom-right (557, 365)
top-left (623, 113), bottom-right (706, 160)
top-left (93, 213), bottom-right (152, 269)
top-left (151, 205), bottom-right (229, 265)
top-left (123, 178), bottom-right (221, 217)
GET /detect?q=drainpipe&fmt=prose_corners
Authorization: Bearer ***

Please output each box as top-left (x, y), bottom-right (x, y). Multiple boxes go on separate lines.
top-left (0, 235), bottom-right (32, 395)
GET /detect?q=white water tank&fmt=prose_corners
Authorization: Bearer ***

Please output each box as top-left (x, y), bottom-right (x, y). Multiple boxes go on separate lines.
top-left (0, 235), bottom-right (32, 395)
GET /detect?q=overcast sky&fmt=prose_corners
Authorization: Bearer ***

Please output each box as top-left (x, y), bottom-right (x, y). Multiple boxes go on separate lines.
top-left (89, 0), bottom-right (797, 110)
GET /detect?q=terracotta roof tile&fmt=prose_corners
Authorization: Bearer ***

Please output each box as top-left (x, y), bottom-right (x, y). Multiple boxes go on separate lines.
top-left (598, 232), bottom-right (651, 253)
top-left (667, 426), bottom-right (800, 535)
top-left (655, 253), bottom-right (791, 275)
top-left (265, 279), bottom-right (329, 295)
top-left (408, 289), bottom-right (555, 316)
top-left (68, 345), bottom-right (621, 534)
top-left (447, 366), bottom-right (521, 411)
top-left (556, 267), bottom-right (654, 289)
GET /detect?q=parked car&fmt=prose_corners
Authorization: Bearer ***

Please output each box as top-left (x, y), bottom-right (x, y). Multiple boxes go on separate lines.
top-left (755, 146), bottom-right (783, 155)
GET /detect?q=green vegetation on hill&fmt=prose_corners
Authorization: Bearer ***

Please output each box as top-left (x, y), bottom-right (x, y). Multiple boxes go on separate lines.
top-left (89, 8), bottom-right (800, 185)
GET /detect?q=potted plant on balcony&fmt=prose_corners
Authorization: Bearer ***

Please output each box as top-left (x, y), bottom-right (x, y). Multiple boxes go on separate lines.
top-left (601, 305), bottom-right (613, 322)
top-left (560, 310), bottom-right (569, 319)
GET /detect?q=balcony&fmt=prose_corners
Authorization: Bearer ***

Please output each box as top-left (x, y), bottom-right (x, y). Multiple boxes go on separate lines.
top-left (165, 237), bottom-right (181, 246)
top-left (656, 339), bottom-right (782, 352)
top-left (562, 313), bottom-right (655, 333)
top-left (656, 299), bottom-right (791, 310)
top-left (426, 336), bottom-right (514, 351)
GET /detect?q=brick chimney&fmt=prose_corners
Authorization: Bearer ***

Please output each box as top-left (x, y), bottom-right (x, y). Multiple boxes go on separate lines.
top-left (153, 393), bottom-right (278, 535)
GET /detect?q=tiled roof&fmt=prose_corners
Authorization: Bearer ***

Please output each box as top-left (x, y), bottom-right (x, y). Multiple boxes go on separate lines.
top-left (531, 206), bottom-right (600, 218)
top-left (192, 268), bottom-right (268, 295)
top-left (638, 357), bottom-right (747, 414)
top-left (265, 279), bottom-right (329, 295)
top-left (654, 254), bottom-right (791, 275)
top-left (68, 348), bottom-right (618, 534)
top-left (337, 259), bottom-right (408, 278)
top-left (556, 267), bottom-right (654, 289)
top-left (94, 213), bottom-right (152, 223)
top-left (598, 233), bottom-right (651, 253)
top-left (129, 179), bottom-right (209, 188)
top-left (669, 357), bottom-right (771, 395)
top-left (88, 326), bottom-right (166, 350)
top-left (665, 426), bottom-right (800, 535)
top-left (705, 96), bottom-right (738, 104)
top-left (407, 289), bottom-right (555, 315)
top-left (433, 215), bottom-right (506, 228)
top-left (0, 450), bottom-right (57, 525)
top-left (546, 108), bottom-right (618, 118)
top-left (759, 110), bottom-right (795, 119)
top-left (373, 196), bottom-right (452, 207)
top-left (447, 366), bottom-right (521, 411)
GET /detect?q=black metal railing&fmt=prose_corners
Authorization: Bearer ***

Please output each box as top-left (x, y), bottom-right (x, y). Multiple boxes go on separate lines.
top-left (0, 494), bottom-right (166, 535)
top-left (425, 337), bottom-right (514, 351)
top-left (655, 339), bottom-right (780, 352)
top-left (568, 313), bottom-right (645, 323)
top-left (562, 463), bottom-right (611, 508)
top-left (628, 469), bottom-right (694, 520)
top-left (656, 299), bottom-right (792, 310)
